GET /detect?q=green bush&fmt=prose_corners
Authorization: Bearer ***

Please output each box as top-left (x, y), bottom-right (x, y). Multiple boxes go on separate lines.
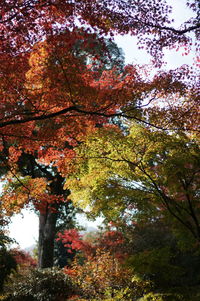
top-left (5, 267), bottom-right (77, 301)
top-left (0, 248), bottom-right (17, 292)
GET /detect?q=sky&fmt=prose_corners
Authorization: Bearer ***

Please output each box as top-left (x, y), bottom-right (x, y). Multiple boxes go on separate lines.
top-left (8, 1), bottom-right (196, 249)
top-left (9, 209), bottom-right (103, 249)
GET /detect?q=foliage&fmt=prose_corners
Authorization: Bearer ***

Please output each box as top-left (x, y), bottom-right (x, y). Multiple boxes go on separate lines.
top-left (0, 210), bottom-right (13, 248)
top-left (0, 150), bottom-right (82, 267)
top-left (12, 248), bottom-right (37, 269)
top-left (0, 208), bottom-right (17, 293)
top-left (0, 0), bottom-right (198, 196)
top-left (5, 268), bottom-right (77, 301)
top-left (122, 220), bottom-right (200, 289)
top-left (0, 25), bottom-right (127, 267)
top-left (57, 227), bottom-right (128, 264)
top-left (0, 0), bottom-right (198, 184)
top-left (0, 0), bottom-right (198, 266)
top-left (0, 1), bottom-right (199, 299)
top-left (139, 292), bottom-right (183, 301)
top-left (64, 248), bottom-right (151, 300)
top-left (0, 249), bottom-right (17, 293)
top-left (66, 123), bottom-right (200, 242)
top-left (1, 0), bottom-right (199, 66)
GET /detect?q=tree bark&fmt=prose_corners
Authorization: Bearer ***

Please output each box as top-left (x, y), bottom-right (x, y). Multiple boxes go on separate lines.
top-left (38, 207), bottom-right (58, 268)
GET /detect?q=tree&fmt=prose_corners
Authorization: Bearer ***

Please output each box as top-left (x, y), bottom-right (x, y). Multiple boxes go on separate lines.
top-left (1, 150), bottom-right (80, 268)
top-left (65, 123), bottom-right (200, 243)
top-left (1, 20), bottom-right (191, 267)
top-left (0, 248), bottom-right (17, 293)
top-left (0, 29), bottom-right (129, 267)
top-left (56, 227), bottom-right (150, 300)
top-left (107, 218), bottom-right (200, 299)
top-left (56, 227), bottom-right (126, 262)
top-left (1, 0), bottom-right (199, 66)
top-left (0, 0), bottom-right (199, 271)
top-left (0, 0), bottom-right (198, 138)
top-left (0, 0), bottom-right (198, 176)
top-left (84, 0), bottom-right (200, 65)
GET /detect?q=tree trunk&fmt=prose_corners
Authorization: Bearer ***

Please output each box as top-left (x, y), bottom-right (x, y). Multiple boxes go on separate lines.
top-left (16, 153), bottom-right (69, 268)
top-left (38, 208), bottom-right (58, 268)
top-left (37, 175), bottom-right (68, 268)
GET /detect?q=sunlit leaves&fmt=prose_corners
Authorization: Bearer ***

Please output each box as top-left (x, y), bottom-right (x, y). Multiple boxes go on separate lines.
top-left (1, 176), bottom-right (47, 214)
top-left (65, 123), bottom-right (200, 240)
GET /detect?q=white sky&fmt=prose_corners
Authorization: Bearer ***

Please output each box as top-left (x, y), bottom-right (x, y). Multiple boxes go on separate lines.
top-left (8, 1), bottom-right (196, 249)
top-left (9, 209), bottom-right (103, 249)
top-left (9, 210), bottom-right (39, 248)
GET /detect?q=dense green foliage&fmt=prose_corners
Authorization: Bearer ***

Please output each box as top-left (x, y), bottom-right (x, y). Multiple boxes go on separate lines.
top-left (62, 123), bottom-right (200, 299)
top-left (5, 268), bottom-right (77, 301)
top-left (66, 124), bottom-right (200, 242)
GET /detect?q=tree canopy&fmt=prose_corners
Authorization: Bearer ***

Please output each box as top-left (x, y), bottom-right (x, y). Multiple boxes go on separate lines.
top-left (65, 124), bottom-right (200, 241)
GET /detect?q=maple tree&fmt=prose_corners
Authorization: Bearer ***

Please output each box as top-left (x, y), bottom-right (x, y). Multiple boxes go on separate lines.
top-left (0, 25), bottom-right (122, 269)
top-left (56, 227), bottom-right (126, 261)
top-left (65, 123), bottom-right (200, 243)
top-left (0, 0), bottom-right (198, 168)
top-left (65, 249), bottom-right (147, 300)
top-left (0, 22), bottom-right (128, 269)
top-left (0, 1), bottom-right (199, 300)
top-left (82, 0), bottom-right (200, 67)
top-left (0, 26), bottom-right (193, 269)
top-left (0, 0), bottom-right (198, 138)
top-left (1, 0), bottom-right (199, 63)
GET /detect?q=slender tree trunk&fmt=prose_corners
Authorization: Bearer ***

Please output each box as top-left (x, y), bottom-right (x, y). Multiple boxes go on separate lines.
top-left (38, 208), bottom-right (58, 268)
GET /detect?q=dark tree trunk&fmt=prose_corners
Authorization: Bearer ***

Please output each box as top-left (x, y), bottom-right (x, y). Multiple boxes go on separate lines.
top-left (37, 175), bottom-right (67, 268)
top-left (16, 153), bottom-right (69, 268)
top-left (38, 208), bottom-right (58, 268)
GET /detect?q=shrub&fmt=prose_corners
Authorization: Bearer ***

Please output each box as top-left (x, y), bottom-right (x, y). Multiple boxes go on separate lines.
top-left (5, 267), bottom-right (77, 301)
top-left (64, 249), bottom-right (151, 300)
top-left (0, 248), bottom-right (17, 292)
